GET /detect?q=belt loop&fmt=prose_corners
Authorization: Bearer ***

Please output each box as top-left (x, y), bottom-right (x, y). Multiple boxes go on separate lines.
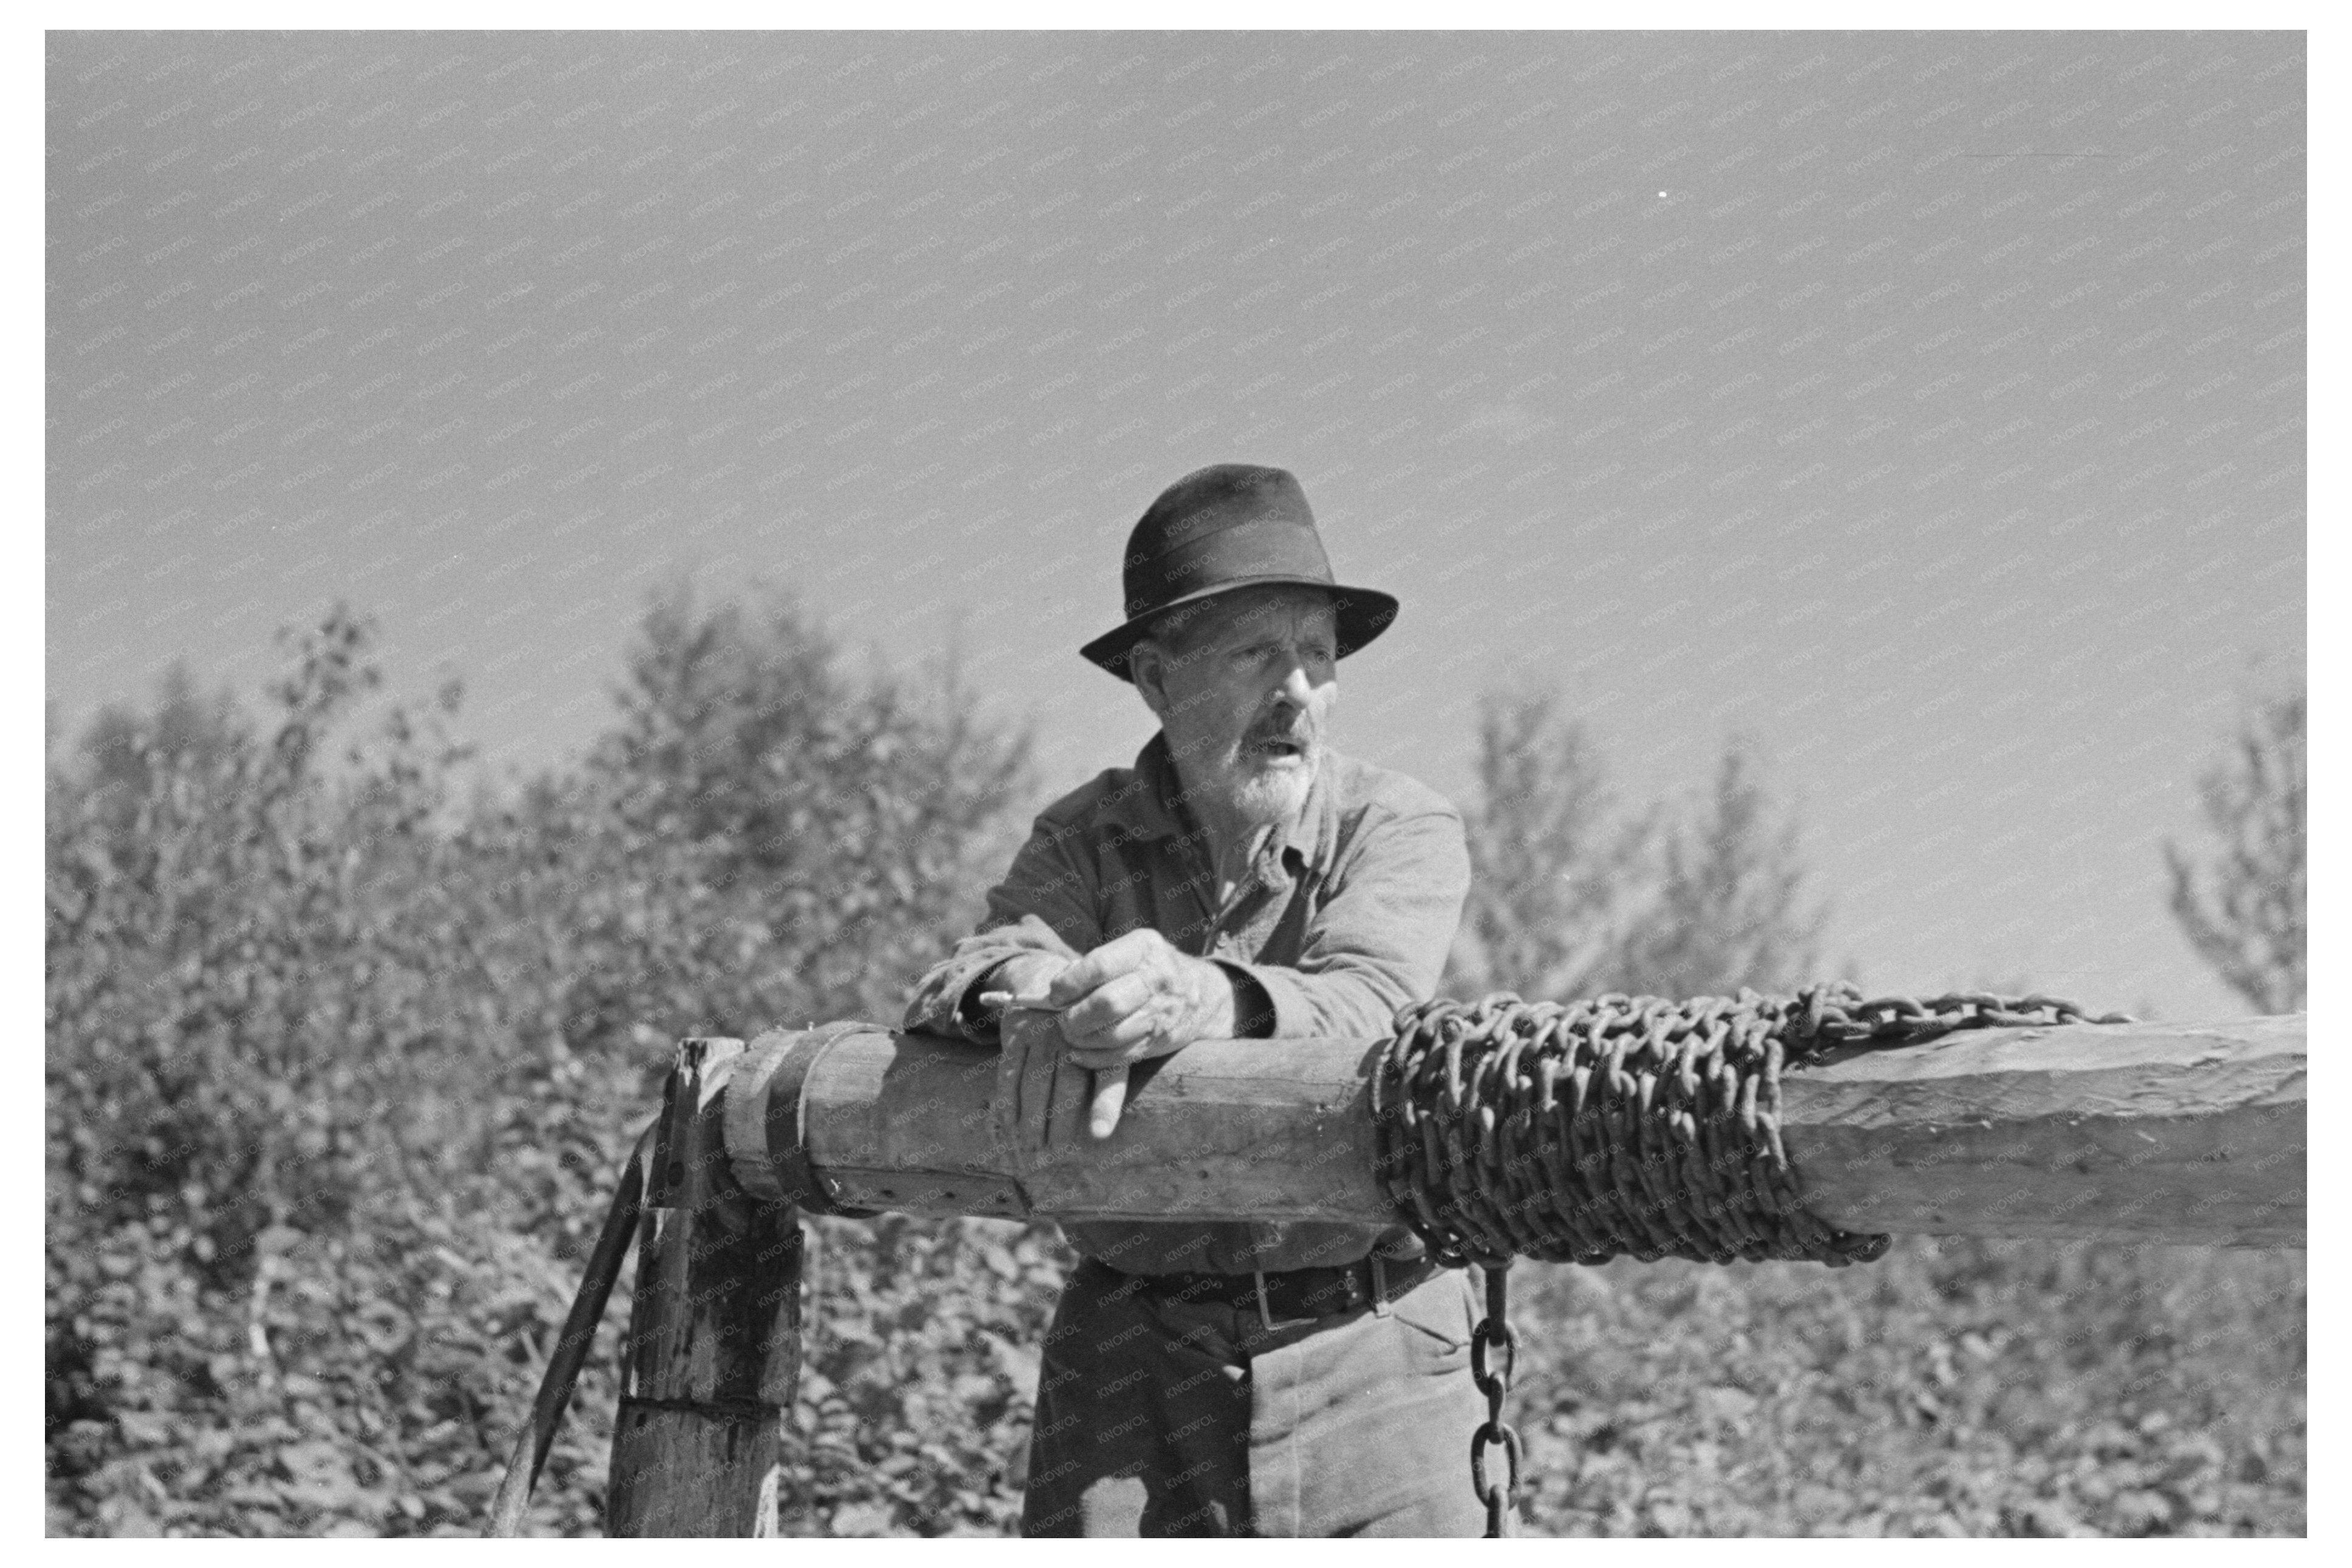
top-left (1253, 1268), bottom-right (1276, 1334)
top-left (1371, 1254), bottom-right (1392, 1317)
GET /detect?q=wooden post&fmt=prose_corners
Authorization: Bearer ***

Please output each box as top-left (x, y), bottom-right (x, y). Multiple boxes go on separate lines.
top-left (605, 1038), bottom-right (803, 1538)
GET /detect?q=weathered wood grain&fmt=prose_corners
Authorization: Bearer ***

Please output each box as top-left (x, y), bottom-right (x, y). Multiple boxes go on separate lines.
top-left (1779, 1013), bottom-right (2305, 1247)
top-left (786, 1012), bottom-right (2305, 1247)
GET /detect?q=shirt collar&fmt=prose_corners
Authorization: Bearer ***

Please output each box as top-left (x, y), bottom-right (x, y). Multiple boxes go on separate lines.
top-left (1106, 731), bottom-right (1329, 875)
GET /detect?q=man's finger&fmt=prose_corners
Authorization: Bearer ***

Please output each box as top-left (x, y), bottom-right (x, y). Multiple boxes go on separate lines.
top-left (1056, 972), bottom-right (1157, 1043)
top-left (1087, 1066), bottom-right (1130, 1141)
top-left (1044, 928), bottom-right (1164, 1006)
top-left (1067, 1039), bottom-right (1150, 1070)
top-left (1060, 1012), bottom-right (1160, 1065)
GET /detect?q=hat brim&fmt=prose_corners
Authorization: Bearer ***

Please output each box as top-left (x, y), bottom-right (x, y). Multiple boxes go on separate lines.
top-left (1079, 576), bottom-right (1400, 681)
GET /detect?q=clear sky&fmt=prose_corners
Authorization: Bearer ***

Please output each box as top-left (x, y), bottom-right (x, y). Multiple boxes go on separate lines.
top-left (46, 29), bottom-right (2305, 1020)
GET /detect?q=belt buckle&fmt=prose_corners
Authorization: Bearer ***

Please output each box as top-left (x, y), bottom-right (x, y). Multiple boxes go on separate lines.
top-left (1251, 1268), bottom-right (1276, 1333)
top-left (1371, 1254), bottom-right (1392, 1318)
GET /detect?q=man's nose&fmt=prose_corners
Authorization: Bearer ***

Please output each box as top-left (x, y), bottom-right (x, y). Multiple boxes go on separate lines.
top-left (1273, 656), bottom-right (1316, 707)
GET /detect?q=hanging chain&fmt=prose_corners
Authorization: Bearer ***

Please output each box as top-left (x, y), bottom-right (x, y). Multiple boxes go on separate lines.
top-left (1467, 1261), bottom-right (1522, 1538)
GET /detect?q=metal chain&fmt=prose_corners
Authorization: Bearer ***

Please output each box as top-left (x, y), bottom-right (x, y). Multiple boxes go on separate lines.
top-left (1467, 1262), bottom-right (1522, 1538)
top-left (1371, 983), bottom-right (2132, 1273)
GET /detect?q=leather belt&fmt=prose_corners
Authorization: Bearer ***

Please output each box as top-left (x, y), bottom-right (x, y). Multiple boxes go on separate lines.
top-left (1108, 1253), bottom-right (1441, 1330)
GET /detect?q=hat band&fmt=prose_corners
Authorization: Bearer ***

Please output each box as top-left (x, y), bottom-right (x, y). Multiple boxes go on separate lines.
top-left (1125, 517), bottom-right (1335, 622)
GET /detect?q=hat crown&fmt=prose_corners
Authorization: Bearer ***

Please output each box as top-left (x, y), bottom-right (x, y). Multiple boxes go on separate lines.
top-left (1122, 463), bottom-right (1330, 621)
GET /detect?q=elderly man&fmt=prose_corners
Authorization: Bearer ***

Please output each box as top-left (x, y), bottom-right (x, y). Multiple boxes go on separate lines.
top-left (903, 464), bottom-right (1486, 1537)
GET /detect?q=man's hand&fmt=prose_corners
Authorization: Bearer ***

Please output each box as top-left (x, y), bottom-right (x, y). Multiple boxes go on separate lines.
top-left (986, 932), bottom-right (1243, 1141)
top-left (1045, 929), bottom-right (1239, 1071)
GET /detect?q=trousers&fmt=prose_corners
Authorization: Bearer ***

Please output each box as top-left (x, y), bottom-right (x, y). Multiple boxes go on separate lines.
top-left (1019, 1257), bottom-right (1490, 1537)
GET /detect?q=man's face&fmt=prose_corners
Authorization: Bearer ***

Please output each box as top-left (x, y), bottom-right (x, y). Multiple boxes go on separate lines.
top-left (1132, 585), bottom-right (1338, 831)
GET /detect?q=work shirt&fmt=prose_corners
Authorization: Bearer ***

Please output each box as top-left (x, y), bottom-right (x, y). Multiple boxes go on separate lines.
top-left (902, 731), bottom-right (1471, 1274)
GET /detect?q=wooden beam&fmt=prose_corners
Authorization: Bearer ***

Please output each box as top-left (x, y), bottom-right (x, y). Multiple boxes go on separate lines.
top-left (1779, 1013), bottom-right (2304, 1248)
top-left (764, 1011), bottom-right (2304, 1248)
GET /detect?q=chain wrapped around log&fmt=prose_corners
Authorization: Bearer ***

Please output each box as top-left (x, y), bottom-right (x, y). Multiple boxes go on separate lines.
top-left (715, 986), bottom-right (2305, 1252)
top-left (1370, 987), bottom-right (2135, 1270)
top-left (546, 992), bottom-right (2302, 1535)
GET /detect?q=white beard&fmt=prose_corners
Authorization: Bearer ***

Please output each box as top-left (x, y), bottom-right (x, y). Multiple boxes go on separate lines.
top-left (1193, 736), bottom-right (1318, 836)
top-left (1227, 754), bottom-right (1314, 827)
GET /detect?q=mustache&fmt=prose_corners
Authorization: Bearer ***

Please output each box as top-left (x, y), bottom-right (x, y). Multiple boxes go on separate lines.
top-left (1243, 717), bottom-right (1318, 749)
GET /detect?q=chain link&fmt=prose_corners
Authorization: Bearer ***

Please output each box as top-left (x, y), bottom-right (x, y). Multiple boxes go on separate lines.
top-left (1372, 983), bottom-right (2131, 1273)
top-left (1467, 1262), bottom-right (1522, 1538)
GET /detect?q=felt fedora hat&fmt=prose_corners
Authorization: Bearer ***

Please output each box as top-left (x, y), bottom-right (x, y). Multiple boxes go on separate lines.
top-left (1080, 463), bottom-right (1400, 681)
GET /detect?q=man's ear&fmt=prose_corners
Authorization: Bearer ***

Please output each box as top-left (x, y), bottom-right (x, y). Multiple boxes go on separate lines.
top-left (1129, 640), bottom-right (1172, 719)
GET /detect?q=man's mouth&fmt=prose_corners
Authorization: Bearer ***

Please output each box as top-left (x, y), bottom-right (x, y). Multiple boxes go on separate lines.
top-left (1250, 734), bottom-right (1310, 762)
